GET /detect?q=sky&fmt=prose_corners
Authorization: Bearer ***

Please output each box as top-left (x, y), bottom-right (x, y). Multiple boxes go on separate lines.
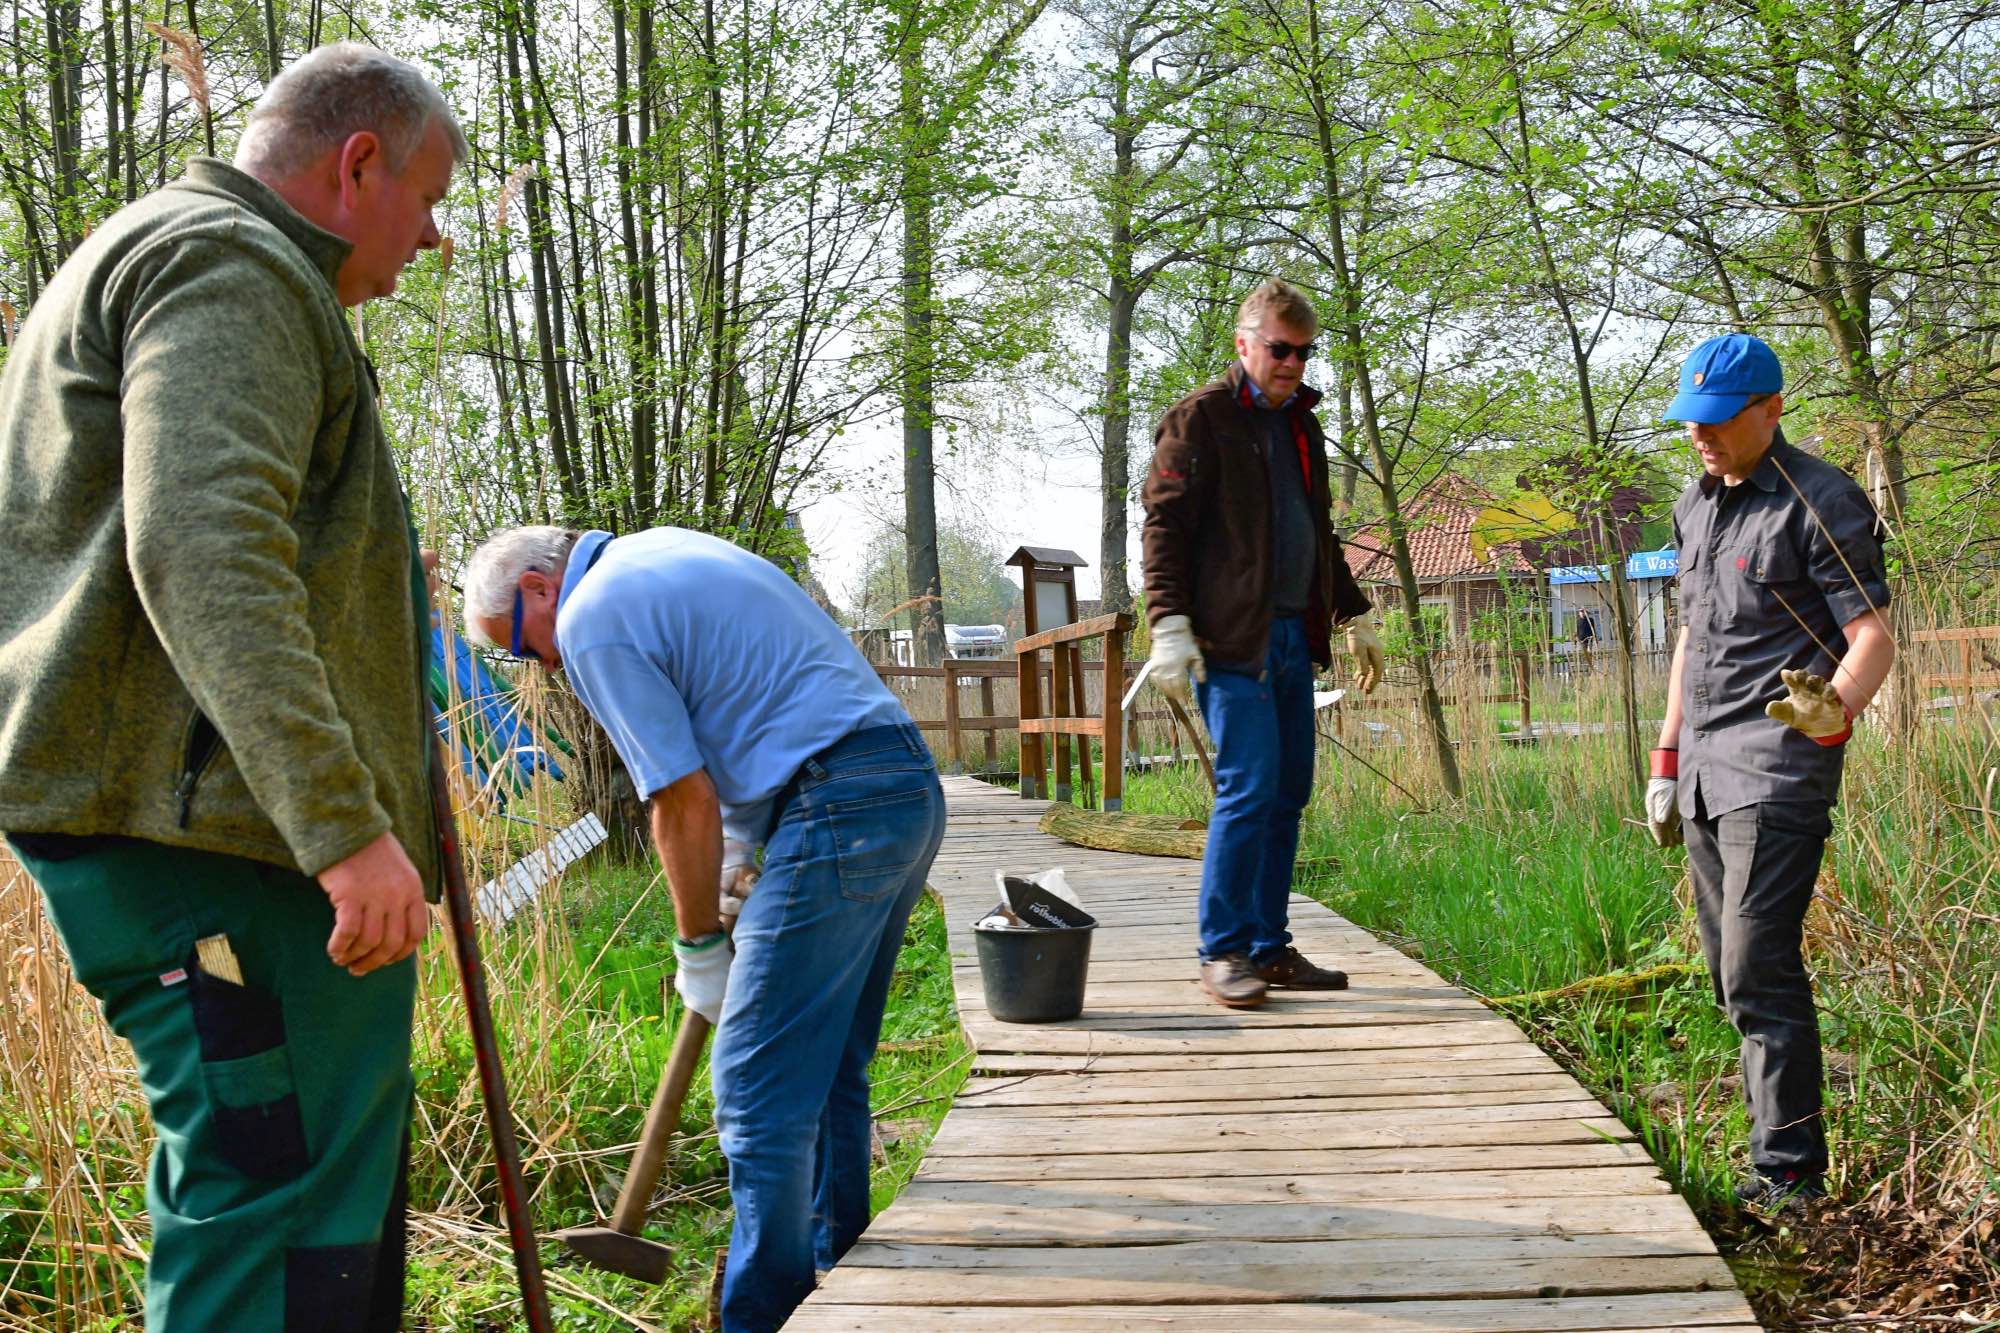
top-left (797, 408), bottom-right (1127, 610)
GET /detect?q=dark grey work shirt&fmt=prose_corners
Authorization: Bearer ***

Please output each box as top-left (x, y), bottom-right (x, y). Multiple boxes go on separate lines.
top-left (1672, 435), bottom-right (1890, 818)
top-left (1256, 398), bottom-right (1317, 616)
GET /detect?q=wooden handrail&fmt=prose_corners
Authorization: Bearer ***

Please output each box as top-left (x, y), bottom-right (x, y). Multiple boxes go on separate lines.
top-left (1014, 612), bottom-right (1133, 653)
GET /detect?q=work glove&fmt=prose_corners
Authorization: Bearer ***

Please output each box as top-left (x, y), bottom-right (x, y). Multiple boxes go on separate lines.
top-left (1344, 619), bottom-right (1385, 695)
top-left (1767, 669), bottom-right (1853, 745)
top-left (719, 840), bottom-right (760, 922)
top-left (1146, 614), bottom-right (1205, 707)
top-left (1645, 748), bottom-right (1681, 848)
top-left (673, 931), bottom-right (733, 1025)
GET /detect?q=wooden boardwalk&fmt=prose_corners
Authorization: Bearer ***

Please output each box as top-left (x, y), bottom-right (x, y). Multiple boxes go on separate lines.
top-left (787, 776), bottom-right (1758, 1331)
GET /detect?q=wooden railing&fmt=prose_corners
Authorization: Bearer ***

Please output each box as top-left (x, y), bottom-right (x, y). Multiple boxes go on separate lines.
top-left (1016, 612), bottom-right (1132, 809)
top-left (1910, 625), bottom-right (2000, 691)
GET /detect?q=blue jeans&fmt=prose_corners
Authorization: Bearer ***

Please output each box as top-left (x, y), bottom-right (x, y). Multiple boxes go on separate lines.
top-left (710, 722), bottom-right (947, 1333)
top-left (1195, 614), bottom-right (1315, 962)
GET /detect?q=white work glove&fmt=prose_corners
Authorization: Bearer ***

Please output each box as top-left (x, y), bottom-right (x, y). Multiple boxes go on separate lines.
top-left (1146, 614), bottom-right (1206, 706)
top-left (1767, 669), bottom-right (1853, 745)
top-left (719, 840), bottom-right (760, 922)
top-left (673, 932), bottom-right (733, 1025)
top-left (1343, 619), bottom-right (1385, 695)
top-left (1644, 748), bottom-right (1681, 849)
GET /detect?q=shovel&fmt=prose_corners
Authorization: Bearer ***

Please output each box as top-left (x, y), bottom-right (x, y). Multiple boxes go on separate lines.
top-left (556, 1007), bottom-right (713, 1282)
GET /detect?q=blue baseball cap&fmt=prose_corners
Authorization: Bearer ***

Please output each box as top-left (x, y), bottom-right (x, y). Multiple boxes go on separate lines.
top-left (1663, 333), bottom-right (1783, 424)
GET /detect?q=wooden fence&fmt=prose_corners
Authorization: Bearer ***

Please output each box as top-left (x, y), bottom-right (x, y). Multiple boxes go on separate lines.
top-left (1909, 625), bottom-right (2000, 693)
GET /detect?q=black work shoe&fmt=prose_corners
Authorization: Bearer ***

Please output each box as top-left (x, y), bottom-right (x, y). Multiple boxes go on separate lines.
top-left (1199, 954), bottom-right (1268, 1009)
top-left (1735, 1169), bottom-right (1826, 1214)
top-left (1255, 946), bottom-right (1349, 990)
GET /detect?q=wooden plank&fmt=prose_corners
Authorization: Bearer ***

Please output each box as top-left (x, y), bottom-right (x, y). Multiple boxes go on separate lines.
top-left (896, 1167), bottom-right (1679, 1206)
top-left (949, 1084), bottom-right (1603, 1117)
top-left (956, 1017), bottom-right (1531, 1057)
top-left (912, 1141), bottom-right (1663, 1182)
top-left (1019, 717), bottom-right (1107, 738)
top-left (814, 1250), bottom-right (1736, 1307)
top-left (861, 1193), bottom-right (1706, 1246)
top-left (968, 1036), bottom-right (1568, 1076)
top-left (923, 1104), bottom-right (1631, 1158)
top-left (953, 1066), bottom-right (1572, 1108)
top-left (1016, 612), bottom-right (1133, 652)
top-left (786, 1291), bottom-right (1761, 1330)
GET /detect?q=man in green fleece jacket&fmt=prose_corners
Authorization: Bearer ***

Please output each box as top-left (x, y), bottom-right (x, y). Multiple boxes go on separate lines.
top-left (0, 44), bottom-right (464, 1330)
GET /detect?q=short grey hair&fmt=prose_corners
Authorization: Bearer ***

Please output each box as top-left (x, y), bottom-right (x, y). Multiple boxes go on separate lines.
top-left (462, 526), bottom-right (580, 647)
top-left (1237, 278), bottom-right (1318, 338)
top-left (235, 43), bottom-right (469, 180)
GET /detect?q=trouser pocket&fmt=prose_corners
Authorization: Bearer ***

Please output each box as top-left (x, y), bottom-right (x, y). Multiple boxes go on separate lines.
top-left (188, 952), bottom-right (310, 1181)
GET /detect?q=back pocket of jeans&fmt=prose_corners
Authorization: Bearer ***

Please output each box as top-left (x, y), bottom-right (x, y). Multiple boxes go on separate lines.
top-left (828, 788), bottom-right (931, 903)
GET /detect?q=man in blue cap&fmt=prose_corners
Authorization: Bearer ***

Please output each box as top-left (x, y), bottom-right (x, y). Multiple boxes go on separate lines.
top-left (1646, 332), bottom-right (1896, 1212)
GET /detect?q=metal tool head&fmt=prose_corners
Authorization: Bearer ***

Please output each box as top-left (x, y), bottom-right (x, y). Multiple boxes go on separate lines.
top-left (556, 1225), bottom-right (674, 1284)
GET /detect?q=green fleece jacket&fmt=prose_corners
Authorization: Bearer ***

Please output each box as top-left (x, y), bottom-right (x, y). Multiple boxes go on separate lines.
top-left (0, 158), bottom-right (439, 892)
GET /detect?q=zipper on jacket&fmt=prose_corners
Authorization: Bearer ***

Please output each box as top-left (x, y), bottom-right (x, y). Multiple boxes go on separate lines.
top-left (175, 709), bottom-right (225, 828)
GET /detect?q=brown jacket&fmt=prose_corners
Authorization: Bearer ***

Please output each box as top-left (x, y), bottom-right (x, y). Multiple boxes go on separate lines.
top-left (1141, 364), bottom-right (1371, 668)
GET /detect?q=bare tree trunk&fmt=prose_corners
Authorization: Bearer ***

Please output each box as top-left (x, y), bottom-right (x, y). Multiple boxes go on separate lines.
top-left (261, 0), bottom-right (280, 77)
top-left (1501, 19), bottom-right (1641, 779)
top-left (1305, 0), bottom-right (1460, 797)
top-left (897, 8), bottom-right (946, 664)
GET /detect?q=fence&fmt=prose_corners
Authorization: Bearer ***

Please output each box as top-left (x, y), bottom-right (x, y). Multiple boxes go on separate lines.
top-left (1908, 624), bottom-right (2000, 699)
top-left (1016, 612), bottom-right (1134, 808)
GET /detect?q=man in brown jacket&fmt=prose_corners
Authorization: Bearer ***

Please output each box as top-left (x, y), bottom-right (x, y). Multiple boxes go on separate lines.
top-left (1141, 279), bottom-right (1384, 1009)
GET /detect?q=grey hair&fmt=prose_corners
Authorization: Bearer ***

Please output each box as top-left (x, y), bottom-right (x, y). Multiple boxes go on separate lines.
top-left (462, 526), bottom-right (580, 647)
top-left (1236, 278), bottom-right (1319, 338)
top-left (235, 43), bottom-right (469, 180)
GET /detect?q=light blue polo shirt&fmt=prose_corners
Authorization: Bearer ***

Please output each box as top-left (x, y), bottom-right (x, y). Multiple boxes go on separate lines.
top-left (555, 527), bottom-right (908, 844)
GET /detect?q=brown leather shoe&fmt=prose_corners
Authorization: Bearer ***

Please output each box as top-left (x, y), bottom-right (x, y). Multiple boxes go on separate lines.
top-left (1257, 946), bottom-right (1348, 990)
top-left (1199, 954), bottom-right (1268, 1009)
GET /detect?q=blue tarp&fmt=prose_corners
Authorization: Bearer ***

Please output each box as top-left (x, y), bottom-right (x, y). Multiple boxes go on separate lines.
top-left (429, 623), bottom-right (563, 805)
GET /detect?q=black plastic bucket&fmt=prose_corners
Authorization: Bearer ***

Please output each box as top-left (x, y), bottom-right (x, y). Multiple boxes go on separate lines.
top-left (973, 921), bottom-right (1095, 1023)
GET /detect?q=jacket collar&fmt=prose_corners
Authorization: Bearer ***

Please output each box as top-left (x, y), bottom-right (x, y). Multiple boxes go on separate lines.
top-left (1227, 361), bottom-right (1323, 414)
top-left (559, 530), bottom-right (616, 616)
top-left (182, 158), bottom-right (354, 291)
top-left (1697, 430), bottom-right (1793, 497)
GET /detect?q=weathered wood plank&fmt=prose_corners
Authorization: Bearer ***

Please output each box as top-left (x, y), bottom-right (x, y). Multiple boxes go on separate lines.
top-left (861, 1192), bottom-right (1706, 1246)
top-left (911, 1142), bottom-right (1661, 1182)
top-left (924, 1103), bottom-right (1631, 1157)
top-left (895, 1167), bottom-right (1678, 1206)
top-left (813, 1251), bottom-right (1737, 1306)
top-left (786, 1292), bottom-right (1760, 1331)
top-left (953, 1066), bottom-right (1571, 1108)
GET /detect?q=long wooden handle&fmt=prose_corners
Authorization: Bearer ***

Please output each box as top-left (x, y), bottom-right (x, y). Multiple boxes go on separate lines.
top-left (1162, 693), bottom-right (1217, 792)
top-left (608, 1009), bottom-right (713, 1235)
top-left (430, 744), bottom-right (553, 1332)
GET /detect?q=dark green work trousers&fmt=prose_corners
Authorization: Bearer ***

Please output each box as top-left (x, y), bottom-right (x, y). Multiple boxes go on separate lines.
top-left (8, 834), bottom-right (415, 1332)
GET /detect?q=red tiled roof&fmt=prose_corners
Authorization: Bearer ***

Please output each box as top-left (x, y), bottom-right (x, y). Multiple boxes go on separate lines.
top-left (1341, 476), bottom-right (1536, 582)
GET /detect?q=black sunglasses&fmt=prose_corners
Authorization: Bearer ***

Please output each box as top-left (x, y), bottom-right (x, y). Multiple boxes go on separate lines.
top-left (1255, 336), bottom-right (1315, 363)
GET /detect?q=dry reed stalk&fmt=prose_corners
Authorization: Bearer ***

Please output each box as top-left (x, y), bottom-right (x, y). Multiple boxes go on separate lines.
top-left (0, 855), bottom-right (148, 1330)
top-left (143, 24), bottom-right (209, 113)
top-left (494, 165), bottom-right (533, 232)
